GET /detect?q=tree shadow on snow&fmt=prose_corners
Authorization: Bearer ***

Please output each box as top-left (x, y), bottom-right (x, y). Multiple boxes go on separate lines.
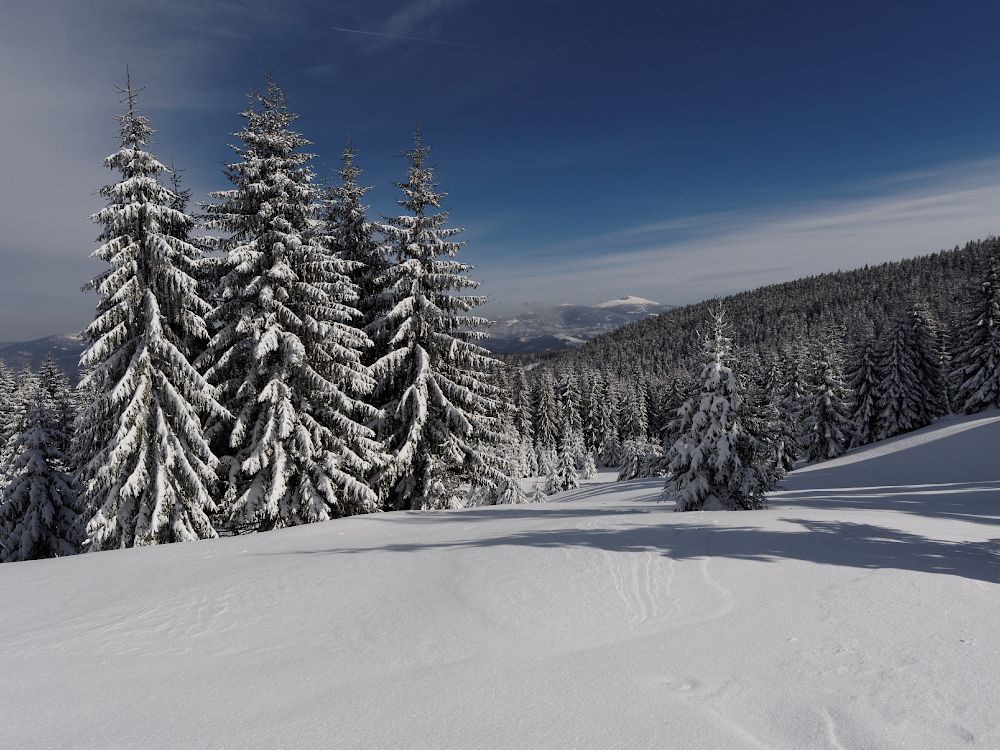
top-left (771, 481), bottom-right (1000, 527)
top-left (286, 516), bottom-right (1000, 584)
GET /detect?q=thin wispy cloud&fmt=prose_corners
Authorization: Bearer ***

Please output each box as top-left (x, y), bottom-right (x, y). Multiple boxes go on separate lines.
top-left (474, 163), bottom-right (1000, 311)
top-left (330, 25), bottom-right (493, 50)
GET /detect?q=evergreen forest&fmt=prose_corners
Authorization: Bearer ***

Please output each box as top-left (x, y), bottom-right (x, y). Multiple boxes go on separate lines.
top-left (3, 71), bottom-right (1000, 561)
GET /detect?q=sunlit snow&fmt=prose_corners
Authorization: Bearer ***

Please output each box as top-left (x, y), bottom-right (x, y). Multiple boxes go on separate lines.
top-left (1, 412), bottom-right (998, 748)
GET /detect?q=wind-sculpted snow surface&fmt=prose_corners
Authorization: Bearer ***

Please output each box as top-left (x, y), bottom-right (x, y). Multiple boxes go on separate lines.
top-left (2, 413), bottom-right (999, 748)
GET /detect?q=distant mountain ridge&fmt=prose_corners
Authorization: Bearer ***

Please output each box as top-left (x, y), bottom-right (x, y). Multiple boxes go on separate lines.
top-left (483, 296), bottom-right (674, 354)
top-left (0, 334), bottom-right (85, 382)
top-left (0, 296), bottom-right (672, 374)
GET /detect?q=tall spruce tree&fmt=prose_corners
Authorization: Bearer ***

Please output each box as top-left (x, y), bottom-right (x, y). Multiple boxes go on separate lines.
top-left (755, 356), bottom-right (797, 473)
top-left (75, 75), bottom-right (223, 549)
top-left (510, 366), bottom-right (538, 476)
top-left (662, 309), bottom-right (776, 511)
top-left (951, 260), bottom-right (1000, 413)
top-left (201, 71), bottom-right (381, 530)
top-left (557, 370), bottom-right (584, 459)
top-left (533, 369), bottom-right (559, 469)
top-left (876, 312), bottom-right (937, 440)
top-left (846, 333), bottom-right (881, 448)
top-left (907, 305), bottom-right (948, 423)
top-left (368, 129), bottom-right (510, 509)
top-left (799, 338), bottom-right (854, 463)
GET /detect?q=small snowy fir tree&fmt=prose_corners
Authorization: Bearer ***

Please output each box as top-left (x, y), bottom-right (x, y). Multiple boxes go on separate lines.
top-left (0, 369), bottom-right (85, 561)
top-left (368, 129), bottom-right (512, 509)
top-left (662, 308), bottom-right (776, 511)
top-left (951, 260), bottom-right (1000, 414)
top-left (617, 437), bottom-right (644, 481)
top-left (200, 71), bottom-right (381, 530)
top-left (799, 338), bottom-right (854, 463)
top-left (75, 74), bottom-right (224, 549)
top-left (598, 427), bottom-right (622, 468)
top-left (542, 417), bottom-right (580, 495)
top-left (617, 437), bottom-right (666, 481)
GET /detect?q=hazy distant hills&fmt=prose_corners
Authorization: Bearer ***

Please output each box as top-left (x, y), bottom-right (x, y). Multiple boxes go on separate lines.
top-left (0, 334), bottom-right (85, 381)
top-left (483, 296), bottom-right (674, 354)
top-left (0, 296), bottom-right (671, 375)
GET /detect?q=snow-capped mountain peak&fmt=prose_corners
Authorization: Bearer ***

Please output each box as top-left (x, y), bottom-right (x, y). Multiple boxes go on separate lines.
top-left (593, 295), bottom-right (661, 310)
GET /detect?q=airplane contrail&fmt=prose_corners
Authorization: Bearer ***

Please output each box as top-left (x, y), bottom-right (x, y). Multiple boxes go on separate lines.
top-left (330, 25), bottom-right (496, 51)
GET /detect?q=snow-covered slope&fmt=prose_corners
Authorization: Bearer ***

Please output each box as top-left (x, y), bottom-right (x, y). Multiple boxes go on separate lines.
top-left (484, 297), bottom-right (674, 354)
top-left (2, 413), bottom-right (999, 749)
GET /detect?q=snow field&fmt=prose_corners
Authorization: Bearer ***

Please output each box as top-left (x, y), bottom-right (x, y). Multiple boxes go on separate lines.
top-left (1, 413), bottom-right (999, 748)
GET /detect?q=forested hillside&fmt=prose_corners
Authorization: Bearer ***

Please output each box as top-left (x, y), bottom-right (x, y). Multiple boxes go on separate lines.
top-left (493, 237), bottom-right (1000, 506)
top-left (520, 237), bottom-right (998, 379)
top-left (3, 64), bottom-right (999, 559)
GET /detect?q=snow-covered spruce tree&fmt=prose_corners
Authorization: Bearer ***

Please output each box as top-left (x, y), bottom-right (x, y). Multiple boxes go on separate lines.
top-left (75, 77), bottom-right (224, 549)
top-left (875, 313), bottom-right (929, 440)
top-left (662, 308), bottom-right (777, 511)
top-left (846, 333), bottom-right (881, 448)
top-left (619, 380), bottom-right (649, 441)
top-left (368, 129), bottom-right (511, 509)
top-left (533, 369), bottom-right (559, 469)
top-left (581, 371), bottom-right (605, 455)
top-left (557, 370), bottom-right (584, 456)
top-left (777, 348), bottom-right (807, 425)
top-left (1, 365), bottom-right (34, 485)
top-left (321, 136), bottom-right (389, 357)
top-left (659, 374), bottom-right (693, 455)
top-left (599, 426), bottom-right (622, 468)
top-left (38, 354), bottom-right (76, 458)
top-left (0, 368), bottom-right (85, 561)
top-left (542, 417), bottom-right (580, 495)
top-left (907, 305), bottom-right (949, 423)
top-left (617, 437), bottom-right (644, 482)
top-left (617, 437), bottom-right (665, 481)
top-left (466, 384), bottom-right (528, 506)
top-left (755, 356), bottom-right (796, 473)
top-left (799, 338), bottom-right (854, 464)
top-left (0, 362), bottom-right (17, 483)
top-left (200, 73), bottom-right (381, 530)
top-left (951, 260), bottom-right (1000, 413)
top-left (510, 366), bottom-right (538, 477)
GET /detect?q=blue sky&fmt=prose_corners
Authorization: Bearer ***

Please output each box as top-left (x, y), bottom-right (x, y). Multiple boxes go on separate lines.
top-left (3, 1), bottom-right (1000, 340)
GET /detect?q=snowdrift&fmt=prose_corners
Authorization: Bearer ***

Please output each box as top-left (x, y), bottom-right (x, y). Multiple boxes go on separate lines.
top-left (1, 413), bottom-right (998, 749)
